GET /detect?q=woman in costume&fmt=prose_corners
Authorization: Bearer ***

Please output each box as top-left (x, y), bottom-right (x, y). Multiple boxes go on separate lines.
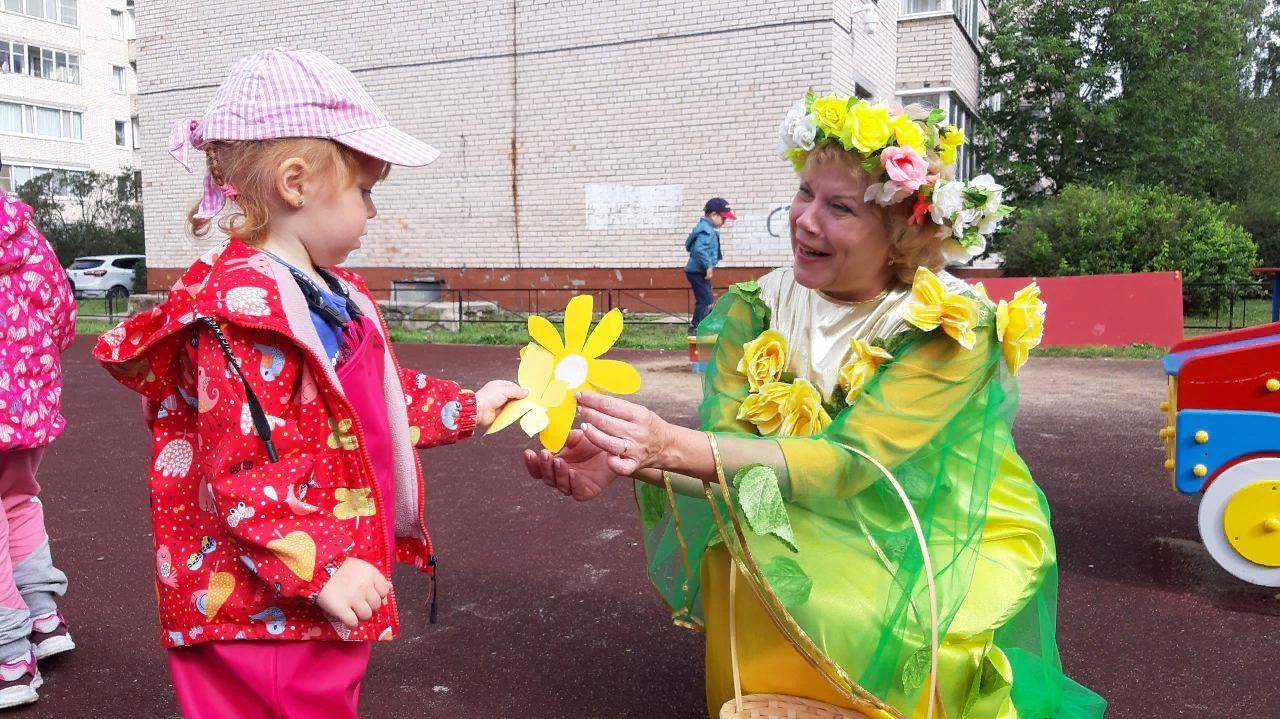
top-left (525, 93), bottom-right (1106, 719)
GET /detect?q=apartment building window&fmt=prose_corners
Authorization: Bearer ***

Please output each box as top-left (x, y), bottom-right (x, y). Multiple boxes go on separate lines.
top-left (901, 0), bottom-right (981, 42)
top-left (901, 0), bottom-right (945, 15)
top-left (0, 41), bottom-right (80, 83)
top-left (112, 65), bottom-right (125, 92)
top-left (2, 0), bottom-right (77, 25)
top-left (125, 6), bottom-right (135, 39)
top-left (898, 91), bottom-right (977, 180)
top-left (0, 164), bottom-right (85, 196)
top-left (114, 120), bottom-right (127, 146)
top-left (131, 117), bottom-right (140, 149)
top-left (110, 9), bottom-right (123, 38)
top-left (0, 101), bottom-right (83, 140)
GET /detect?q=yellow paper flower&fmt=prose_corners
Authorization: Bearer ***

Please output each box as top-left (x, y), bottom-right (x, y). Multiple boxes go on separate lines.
top-left (904, 267), bottom-right (981, 350)
top-left (780, 379), bottom-right (832, 437)
top-left (837, 338), bottom-right (893, 403)
top-left (939, 125), bottom-right (965, 165)
top-left (995, 283), bottom-right (1046, 375)
top-left (737, 379), bottom-right (831, 437)
top-left (333, 488), bottom-right (376, 520)
top-left (737, 382), bottom-right (793, 436)
top-left (488, 295), bottom-right (641, 451)
top-left (810, 95), bottom-right (849, 136)
top-left (737, 330), bottom-right (788, 391)
top-left (891, 113), bottom-right (928, 155)
top-left (842, 101), bottom-right (893, 154)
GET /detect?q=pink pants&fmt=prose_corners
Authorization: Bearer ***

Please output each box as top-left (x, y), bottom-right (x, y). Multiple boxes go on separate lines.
top-left (167, 640), bottom-right (373, 718)
top-left (0, 448), bottom-right (65, 659)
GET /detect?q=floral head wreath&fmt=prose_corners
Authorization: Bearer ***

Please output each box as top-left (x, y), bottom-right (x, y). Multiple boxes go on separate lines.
top-left (777, 92), bottom-right (1013, 263)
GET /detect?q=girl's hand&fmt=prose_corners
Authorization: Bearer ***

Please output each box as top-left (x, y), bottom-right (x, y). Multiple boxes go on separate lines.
top-left (316, 557), bottom-right (391, 629)
top-left (576, 392), bottom-right (676, 476)
top-left (524, 429), bottom-right (619, 501)
top-left (474, 380), bottom-right (527, 428)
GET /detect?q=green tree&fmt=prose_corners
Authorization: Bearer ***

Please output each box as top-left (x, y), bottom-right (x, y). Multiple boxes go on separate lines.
top-left (14, 170), bottom-right (144, 265)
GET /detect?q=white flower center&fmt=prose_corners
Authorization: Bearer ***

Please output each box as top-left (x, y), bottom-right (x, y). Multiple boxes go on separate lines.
top-left (554, 354), bottom-right (589, 389)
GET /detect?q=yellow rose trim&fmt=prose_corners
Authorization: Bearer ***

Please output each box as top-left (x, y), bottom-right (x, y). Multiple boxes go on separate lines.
top-left (837, 338), bottom-right (894, 403)
top-left (903, 267), bottom-right (981, 350)
top-left (995, 283), bottom-right (1046, 375)
top-left (737, 329), bottom-right (788, 391)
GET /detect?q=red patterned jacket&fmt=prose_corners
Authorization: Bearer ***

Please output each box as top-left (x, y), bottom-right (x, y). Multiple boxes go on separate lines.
top-left (94, 239), bottom-right (476, 648)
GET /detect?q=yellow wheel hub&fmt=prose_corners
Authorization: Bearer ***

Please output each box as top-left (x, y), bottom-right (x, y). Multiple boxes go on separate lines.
top-left (1223, 480), bottom-right (1280, 567)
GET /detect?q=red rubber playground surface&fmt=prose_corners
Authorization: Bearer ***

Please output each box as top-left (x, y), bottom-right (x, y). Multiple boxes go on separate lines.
top-left (13, 340), bottom-right (1280, 717)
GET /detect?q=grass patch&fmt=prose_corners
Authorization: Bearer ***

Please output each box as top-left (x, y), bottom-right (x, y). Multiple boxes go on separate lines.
top-left (389, 321), bottom-right (689, 351)
top-left (1032, 344), bottom-right (1166, 359)
top-left (1184, 300), bottom-right (1275, 337)
top-left (76, 319), bottom-right (117, 335)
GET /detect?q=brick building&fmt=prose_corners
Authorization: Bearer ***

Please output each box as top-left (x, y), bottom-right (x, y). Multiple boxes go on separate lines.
top-left (1, 0), bottom-right (139, 196)
top-left (134, 0), bottom-right (987, 296)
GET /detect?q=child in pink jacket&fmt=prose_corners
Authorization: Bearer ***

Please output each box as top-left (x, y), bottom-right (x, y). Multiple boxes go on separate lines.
top-left (0, 185), bottom-right (75, 709)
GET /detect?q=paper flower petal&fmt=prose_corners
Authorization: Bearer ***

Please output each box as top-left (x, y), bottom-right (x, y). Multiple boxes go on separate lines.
top-left (486, 398), bottom-right (536, 435)
top-left (586, 359), bottom-right (642, 395)
top-left (528, 316), bottom-right (565, 355)
top-left (582, 308), bottom-right (624, 359)
top-left (519, 405), bottom-right (551, 436)
top-left (540, 394), bottom-right (577, 452)
top-left (563, 295), bottom-right (593, 353)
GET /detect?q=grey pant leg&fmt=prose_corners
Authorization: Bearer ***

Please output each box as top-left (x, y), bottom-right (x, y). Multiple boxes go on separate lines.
top-left (0, 607), bottom-right (31, 663)
top-left (13, 541), bottom-right (66, 618)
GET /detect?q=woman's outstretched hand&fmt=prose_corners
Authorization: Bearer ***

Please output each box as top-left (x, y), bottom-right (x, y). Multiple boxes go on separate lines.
top-left (523, 428), bottom-right (619, 501)
top-left (576, 392), bottom-right (675, 477)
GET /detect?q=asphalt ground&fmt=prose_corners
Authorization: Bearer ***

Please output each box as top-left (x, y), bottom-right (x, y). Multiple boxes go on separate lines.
top-left (11, 340), bottom-right (1276, 717)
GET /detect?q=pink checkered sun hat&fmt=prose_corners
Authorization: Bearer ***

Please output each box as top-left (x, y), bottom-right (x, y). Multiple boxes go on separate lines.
top-left (169, 48), bottom-right (439, 220)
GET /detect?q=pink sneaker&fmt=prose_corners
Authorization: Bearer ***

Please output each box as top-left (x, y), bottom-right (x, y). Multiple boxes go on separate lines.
top-left (30, 611), bottom-right (73, 661)
top-left (0, 649), bottom-right (40, 709)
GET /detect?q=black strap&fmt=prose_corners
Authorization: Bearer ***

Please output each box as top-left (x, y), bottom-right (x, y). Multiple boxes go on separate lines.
top-left (197, 317), bottom-right (280, 464)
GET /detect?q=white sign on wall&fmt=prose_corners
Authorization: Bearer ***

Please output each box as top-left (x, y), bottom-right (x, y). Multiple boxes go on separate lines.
top-left (585, 184), bottom-right (684, 230)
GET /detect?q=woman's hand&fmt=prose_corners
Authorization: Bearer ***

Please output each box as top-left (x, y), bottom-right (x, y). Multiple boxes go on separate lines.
top-left (524, 429), bottom-right (619, 501)
top-left (576, 392), bottom-right (678, 477)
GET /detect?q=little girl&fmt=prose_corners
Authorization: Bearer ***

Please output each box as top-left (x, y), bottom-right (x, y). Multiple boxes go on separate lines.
top-left (94, 49), bottom-right (522, 718)
top-left (0, 175), bottom-right (75, 709)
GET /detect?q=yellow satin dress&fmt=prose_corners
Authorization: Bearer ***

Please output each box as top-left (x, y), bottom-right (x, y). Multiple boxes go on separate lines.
top-left (697, 269), bottom-right (1051, 718)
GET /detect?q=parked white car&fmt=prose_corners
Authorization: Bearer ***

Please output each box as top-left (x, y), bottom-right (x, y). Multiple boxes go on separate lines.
top-left (66, 254), bottom-right (143, 301)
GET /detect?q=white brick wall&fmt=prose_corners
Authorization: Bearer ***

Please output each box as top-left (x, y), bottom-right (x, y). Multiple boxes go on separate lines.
top-left (135, 1), bottom-right (981, 274)
top-left (0, 2), bottom-right (136, 180)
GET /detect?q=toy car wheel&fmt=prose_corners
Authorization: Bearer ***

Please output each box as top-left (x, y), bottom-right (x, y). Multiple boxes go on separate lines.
top-left (1199, 457), bottom-right (1280, 586)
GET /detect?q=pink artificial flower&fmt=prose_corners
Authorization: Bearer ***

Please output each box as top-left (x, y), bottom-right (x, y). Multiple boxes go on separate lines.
top-left (880, 146), bottom-right (929, 192)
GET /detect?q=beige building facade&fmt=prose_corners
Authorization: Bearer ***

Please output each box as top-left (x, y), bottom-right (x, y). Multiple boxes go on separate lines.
top-left (0, 0), bottom-right (139, 196)
top-left (134, 0), bottom-right (987, 293)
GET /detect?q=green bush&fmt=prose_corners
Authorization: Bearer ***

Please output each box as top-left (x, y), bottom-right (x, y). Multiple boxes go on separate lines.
top-left (1002, 183), bottom-right (1259, 309)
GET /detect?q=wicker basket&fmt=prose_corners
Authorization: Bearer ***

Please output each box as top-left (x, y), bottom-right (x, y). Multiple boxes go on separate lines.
top-left (719, 693), bottom-right (873, 719)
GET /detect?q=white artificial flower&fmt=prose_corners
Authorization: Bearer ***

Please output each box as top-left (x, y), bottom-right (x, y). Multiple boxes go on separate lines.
top-left (941, 235), bottom-right (987, 264)
top-left (950, 207), bottom-right (982, 238)
top-left (777, 100), bottom-right (817, 158)
top-left (864, 182), bottom-right (912, 206)
top-left (929, 180), bottom-right (966, 225)
top-left (977, 212), bottom-right (1006, 236)
top-left (967, 174), bottom-right (1005, 213)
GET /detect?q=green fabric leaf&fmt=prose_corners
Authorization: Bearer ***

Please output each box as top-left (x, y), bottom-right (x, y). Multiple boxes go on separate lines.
top-left (760, 555), bottom-right (812, 608)
top-left (861, 153), bottom-right (883, 174)
top-left (925, 108), bottom-right (946, 126)
top-left (901, 646), bottom-right (932, 692)
top-left (636, 483), bottom-right (667, 531)
top-left (730, 464), bottom-right (797, 552)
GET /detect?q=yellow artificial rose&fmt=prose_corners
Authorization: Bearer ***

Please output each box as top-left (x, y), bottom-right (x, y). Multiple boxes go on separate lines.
top-left (904, 267), bottom-right (981, 350)
top-left (891, 113), bottom-right (928, 155)
top-left (737, 382), bottom-right (793, 436)
top-left (995, 283), bottom-right (1046, 374)
top-left (780, 379), bottom-right (832, 437)
top-left (736, 329), bottom-right (789, 391)
top-left (837, 338), bottom-right (894, 403)
top-left (810, 95), bottom-right (849, 136)
top-left (939, 125), bottom-right (965, 166)
top-left (842, 101), bottom-right (893, 154)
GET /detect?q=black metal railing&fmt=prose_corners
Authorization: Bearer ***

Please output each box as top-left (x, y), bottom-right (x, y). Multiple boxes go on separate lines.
top-left (1183, 281), bottom-right (1273, 332)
